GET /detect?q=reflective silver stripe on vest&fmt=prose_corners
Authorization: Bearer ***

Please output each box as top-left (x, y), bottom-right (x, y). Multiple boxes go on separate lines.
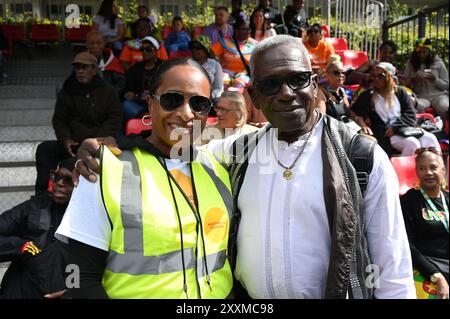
top-left (197, 249), bottom-right (227, 278)
top-left (119, 150), bottom-right (143, 252)
top-left (107, 248), bottom-right (196, 275)
top-left (105, 151), bottom-right (228, 276)
top-left (107, 249), bottom-right (226, 276)
top-left (199, 163), bottom-right (233, 219)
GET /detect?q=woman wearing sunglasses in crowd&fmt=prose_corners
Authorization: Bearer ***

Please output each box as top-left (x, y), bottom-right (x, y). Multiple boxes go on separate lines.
top-left (400, 147), bottom-right (449, 299)
top-left (351, 62), bottom-right (440, 157)
top-left (55, 58), bottom-right (233, 298)
top-left (120, 36), bottom-right (162, 130)
top-left (315, 55), bottom-right (359, 131)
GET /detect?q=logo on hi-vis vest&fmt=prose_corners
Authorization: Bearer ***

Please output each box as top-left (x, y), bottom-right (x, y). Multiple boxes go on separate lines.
top-left (204, 208), bottom-right (228, 243)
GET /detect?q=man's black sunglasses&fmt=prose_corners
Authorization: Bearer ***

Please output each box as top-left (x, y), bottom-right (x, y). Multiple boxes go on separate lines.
top-left (51, 173), bottom-right (73, 186)
top-left (252, 72), bottom-right (313, 96)
top-left (153, 92), bottom-right (212, 114)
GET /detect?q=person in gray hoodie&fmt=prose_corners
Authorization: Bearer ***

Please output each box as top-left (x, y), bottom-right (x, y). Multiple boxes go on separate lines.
top-left (404, 38), bottom-right (448, 118)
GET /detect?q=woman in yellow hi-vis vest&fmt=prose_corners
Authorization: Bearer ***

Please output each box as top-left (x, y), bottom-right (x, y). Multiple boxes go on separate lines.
top-left (55, 59), bottom-right (233, 298)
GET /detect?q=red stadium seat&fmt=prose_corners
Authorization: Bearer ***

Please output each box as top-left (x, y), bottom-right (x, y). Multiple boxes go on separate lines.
top-left (0, 24), bottom-right (26, 42)
top-left (321, 25), bottom-right (330, 38)
top-left (324, 37), bottom-right (348, 51)
top-left (207, 116), bottom-right (218, 125)
top-left (416, 113), bottom-right (436, 124)
top-left (126, 118), bottom-right (152, 136)
top-left (390, 156), bottom-right (417, 195)
top-left (424, 107), bottom-right (435, 115)
top-left (338, 50), bottom-right (368, 70)
top-left (30, 24), bottom-right (60, 42)
top-left (65, 25), bottom-right (92, 43)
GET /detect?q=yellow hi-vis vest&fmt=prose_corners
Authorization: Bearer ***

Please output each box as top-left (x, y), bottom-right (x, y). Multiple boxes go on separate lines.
top-left (100, 146), bottom-right (233, 298)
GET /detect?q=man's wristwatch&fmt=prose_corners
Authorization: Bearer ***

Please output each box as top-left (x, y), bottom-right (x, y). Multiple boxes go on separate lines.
top-left (430, 272), bottom-right (440, 283)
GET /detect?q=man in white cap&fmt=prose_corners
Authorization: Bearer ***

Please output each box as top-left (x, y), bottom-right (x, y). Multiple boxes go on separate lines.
top-left (120, 36), bottom-right (162, 128)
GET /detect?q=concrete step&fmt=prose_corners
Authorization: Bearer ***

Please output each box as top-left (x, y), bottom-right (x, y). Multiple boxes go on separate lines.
top-left (0, 109), bottom-right (53, 126)
top-left (0, 191), bottom-right (34, 213)
top-left (0, 142), bottom-right (41, 163)
top-left (0, 126), bottom-right (55, 143)
top-left (0, 167), bottom-right (36, 188)
top-left (3, 77), bottom-right (65, 86)
top-left (0, 98), bottom-right (55, 110)
top-left (0, 85), bottom-right (56, 99)
top-left (0, 262), bottom-right (11, 287)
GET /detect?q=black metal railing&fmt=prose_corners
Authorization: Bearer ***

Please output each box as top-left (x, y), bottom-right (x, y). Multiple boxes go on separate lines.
top-left (382, 3), bottom-right (449, 69)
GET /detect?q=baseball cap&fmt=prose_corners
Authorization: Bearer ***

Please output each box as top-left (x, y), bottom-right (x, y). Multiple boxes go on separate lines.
top-left (71, 52), bottom-right (97, 66)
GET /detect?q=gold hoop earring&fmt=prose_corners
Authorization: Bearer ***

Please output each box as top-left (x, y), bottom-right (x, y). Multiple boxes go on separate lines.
top-left (142, 114), bottom-right (152, 126)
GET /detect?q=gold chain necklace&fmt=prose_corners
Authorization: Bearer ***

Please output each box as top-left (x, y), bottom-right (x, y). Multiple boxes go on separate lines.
top-left (276, 115), bottom-right (318, 180)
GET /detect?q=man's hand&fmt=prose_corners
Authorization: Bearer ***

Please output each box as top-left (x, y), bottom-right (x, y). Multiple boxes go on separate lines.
top-left (63, 139), bottom-right (79, 157)
top-left (44, 290), bottom-right (67, 299)
top-left (249, 121), bottom-right (268, 128)
top-left (435, 274), bottom-right (449, 299)
top-left (384, 128), bottom-right (394, 138)
top-left (73, 137), bottom-right (120, 186)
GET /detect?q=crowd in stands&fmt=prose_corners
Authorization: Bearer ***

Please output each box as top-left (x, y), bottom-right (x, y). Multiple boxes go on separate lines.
top-left (0, 0), bottom-right (448, 300)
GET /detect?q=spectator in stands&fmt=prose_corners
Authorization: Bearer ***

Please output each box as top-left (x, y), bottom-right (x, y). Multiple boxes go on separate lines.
top-left (404, 38), bottom-right (449, 118)
top-left (120, 18), bottom-right (167, 71)
top-left (92, 0), bottom-right (125, 52)
top-left (346, 41), bottom-right (398, 86)
top-left (130, 5), bottom-right (159, 40)
top-left (189, 36), bottom-right (223, 100)
top-left (211, 18), bottom-right (257, 91)
top-left (351, 62), bottom-right (440, 156)
top-left (401, 147), bottom-right (449, 299)
top-left (34, 52), bottom-right (122, 194)
top-left (203, 6), bottom-right (234, 44)
top-left (55, 58), bottom-right (233, 299)
top-left (283, 0), bottom-right (309, 38)
top-left (249, 8), bottom-right (276, 42)
top-left (203, 91), bottom-right (258, 142)
top-left (256, 0), bottom-right (282, 25)
top-left (121, 36), bottom-right (162, 127)
top-left (303, 23), bottom-right (335, 74)
top-left (86, 30), bottom-right (125, 92)
top-left (0, 158), bottom-right (76, 299)
top-left (164, 16), bottom-right (191, 54)
top-left (229, 0), bottom-right (247, 25)
top-left (316, 55), bottom-right (354, 126)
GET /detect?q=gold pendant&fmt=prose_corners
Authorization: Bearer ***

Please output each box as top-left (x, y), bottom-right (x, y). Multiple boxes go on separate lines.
top-left (283, 169), bottom-right (293, 180)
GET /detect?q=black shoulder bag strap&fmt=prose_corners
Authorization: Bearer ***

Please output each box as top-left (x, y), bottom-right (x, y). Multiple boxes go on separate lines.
top-left (348, 133), bottom-right (376, 196)
top-left (232, 36), bottom-right (252, 76)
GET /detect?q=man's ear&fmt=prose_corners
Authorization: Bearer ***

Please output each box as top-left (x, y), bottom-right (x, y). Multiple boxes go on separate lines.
top-left (246, 86), bottom-right (261, 110)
